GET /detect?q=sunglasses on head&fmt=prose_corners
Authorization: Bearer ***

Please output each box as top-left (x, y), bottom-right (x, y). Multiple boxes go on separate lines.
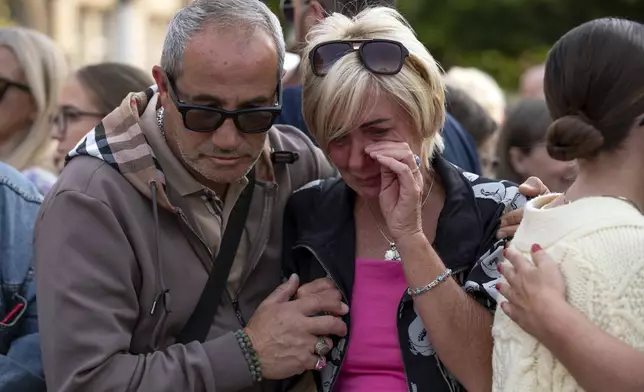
top-left (0, 77), bottom-right (30, 101)
top-left (165, 75), bottom-right (282, 134)
top-left (309, 39), bottom-right (410, 77)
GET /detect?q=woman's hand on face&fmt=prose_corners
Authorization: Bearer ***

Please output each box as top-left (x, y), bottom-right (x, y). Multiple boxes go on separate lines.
top-left (498, 245), bottom-right (567, 339)
top-left (364, 142), bottom-right (424, 240)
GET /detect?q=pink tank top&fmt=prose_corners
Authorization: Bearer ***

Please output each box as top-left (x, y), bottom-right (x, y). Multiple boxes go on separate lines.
top-left (335, 258), bottom-right (408, 392)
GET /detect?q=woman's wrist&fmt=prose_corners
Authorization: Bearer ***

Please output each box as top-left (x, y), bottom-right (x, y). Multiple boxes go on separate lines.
top-left (392, 230), bottom-right (427, 248)
top-left (394, 231), bottom-right (446, 270)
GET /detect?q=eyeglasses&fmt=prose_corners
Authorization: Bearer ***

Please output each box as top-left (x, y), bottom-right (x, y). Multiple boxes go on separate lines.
top-left (165, 75), bottom-right (282, 134)
top-left (50, 107), bottom-right (105, 139)
top-left (309, 39), bottom-right (410, 77)
top-left (0, 76), bottom-right (30, 101)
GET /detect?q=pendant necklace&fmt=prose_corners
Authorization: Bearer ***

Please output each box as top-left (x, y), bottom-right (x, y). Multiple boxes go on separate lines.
top-left (367, 174), bottom-right (435, 262)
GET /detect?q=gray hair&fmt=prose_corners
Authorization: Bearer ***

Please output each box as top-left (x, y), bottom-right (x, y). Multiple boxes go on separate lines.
top-left (161, 0), bottom-right (285, 80)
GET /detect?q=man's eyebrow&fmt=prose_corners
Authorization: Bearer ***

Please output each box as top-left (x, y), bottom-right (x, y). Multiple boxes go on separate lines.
top-left (359, 118), bottom-right (390, 128)
top-left (187, 93), bottom-right (274, 107)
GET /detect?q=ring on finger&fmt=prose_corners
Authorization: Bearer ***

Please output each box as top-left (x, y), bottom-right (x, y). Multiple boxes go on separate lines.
top-left (314, 336), bottom-right (331, 356)
top-left (413, 154), bottom-right (421, 168)
top-left (314, 355), bottom-right (327, 371)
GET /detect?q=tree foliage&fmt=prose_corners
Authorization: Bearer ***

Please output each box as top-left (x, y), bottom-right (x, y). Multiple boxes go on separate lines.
top-left (266, 0), bottom-right (644, 90)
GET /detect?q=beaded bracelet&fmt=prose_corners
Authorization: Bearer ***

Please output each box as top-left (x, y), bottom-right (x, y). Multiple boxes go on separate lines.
top-left (234, 329), bottom-right (263, 383)
top-left (407, 268), bottom-right (452, 297)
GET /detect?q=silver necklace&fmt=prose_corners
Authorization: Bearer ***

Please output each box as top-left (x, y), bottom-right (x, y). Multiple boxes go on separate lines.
top-left (367, 174), bottom-right (435, 262)
top-left (157, 107), bottom-right (165, 138)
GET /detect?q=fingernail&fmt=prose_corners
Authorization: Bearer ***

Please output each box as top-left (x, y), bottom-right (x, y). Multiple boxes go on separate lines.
top-left (497, 263), bottom-right (502, 272)
top-left (341, 303), bottom-right (350, 314)
top-left (495, 282), bottom-right (501, 290)
top-left (531, 244), bottom-right (542, 253)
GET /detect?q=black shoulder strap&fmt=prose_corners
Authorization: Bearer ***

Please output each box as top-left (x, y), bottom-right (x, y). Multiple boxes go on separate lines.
top-left (176, 168), bottom-right (256, 344)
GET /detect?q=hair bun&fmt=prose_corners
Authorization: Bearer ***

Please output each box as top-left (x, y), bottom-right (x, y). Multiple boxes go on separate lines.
top-left (546, 114), bottom-right (605, 161)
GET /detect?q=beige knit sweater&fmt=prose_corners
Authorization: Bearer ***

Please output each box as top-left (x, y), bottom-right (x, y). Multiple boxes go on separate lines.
top-left (492, 194), bottom-right (644, 392)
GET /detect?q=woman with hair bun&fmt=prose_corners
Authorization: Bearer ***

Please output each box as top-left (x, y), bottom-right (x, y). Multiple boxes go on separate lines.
top-left (493, 18), bottom-right (644, 392)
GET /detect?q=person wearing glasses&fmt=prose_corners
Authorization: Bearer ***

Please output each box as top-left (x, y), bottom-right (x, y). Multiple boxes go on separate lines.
top-left (495, 98), bottom-right (577, 193)
top-left (34, 1), bottom-right (345, 392)
top-left (275, 0), bottom-right (483, 176)
top-left (493, 18), bottom-right (644, 392)
top-left (281, 7), bottom-right (547, 392)
top-left (0, 27), bottom-right (68, 195)
top-left (51, 62), bottom-right (153, 172)
top-left (0, 161), bottom-right (46, 392)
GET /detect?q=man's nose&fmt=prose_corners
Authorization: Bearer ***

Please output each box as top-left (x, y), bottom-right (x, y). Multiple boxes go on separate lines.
top-left (211, 118), bottom-right (240, 151)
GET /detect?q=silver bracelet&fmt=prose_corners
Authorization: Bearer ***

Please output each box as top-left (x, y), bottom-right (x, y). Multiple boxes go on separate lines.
top-left (407, 268), bottom-right (452, 297)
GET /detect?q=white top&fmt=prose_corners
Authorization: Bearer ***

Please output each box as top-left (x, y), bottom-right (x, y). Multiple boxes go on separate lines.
top-left (492, 194), bottom-right (644, 392)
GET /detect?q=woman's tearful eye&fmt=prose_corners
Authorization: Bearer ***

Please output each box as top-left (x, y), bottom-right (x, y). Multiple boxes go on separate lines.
top-left (368, 127), bottom-right (391, 137)
top-left (330, 134), bottom-right (348, 146)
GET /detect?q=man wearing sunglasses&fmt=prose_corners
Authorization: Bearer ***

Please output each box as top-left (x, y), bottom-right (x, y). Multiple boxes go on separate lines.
top-left (275, 0), bottom-right (483, 175)
top-left (34, 1), bottom-right (344, 392)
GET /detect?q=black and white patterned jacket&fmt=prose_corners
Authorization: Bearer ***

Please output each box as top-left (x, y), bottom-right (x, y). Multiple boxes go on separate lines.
top-left (282, 155), bottom-right (527, 392)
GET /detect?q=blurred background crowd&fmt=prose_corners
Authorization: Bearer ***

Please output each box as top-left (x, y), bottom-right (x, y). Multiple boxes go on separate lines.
top-left (0, 0), bottom-right (643, 194)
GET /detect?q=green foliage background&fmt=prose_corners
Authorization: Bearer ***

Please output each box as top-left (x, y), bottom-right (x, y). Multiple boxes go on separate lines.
top-left (265, 0), bottom-right (644, 91)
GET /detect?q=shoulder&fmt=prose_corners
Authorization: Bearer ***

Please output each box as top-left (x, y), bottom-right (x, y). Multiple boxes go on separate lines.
top-left (0, 163), bottom-right (40, 287)
top-left (442, 113), bottom-right (481, 174)
top-left (286, 177), bottom-right (344, 215)
top-left (573, 217), bottom-right (644, 255)
top-left (21, 167), bottom-right (57, 196)
top-left (269, 125), bottom-right (335, 191)
top-left (459, 168), bottom-right (527, 214)
top-left (269, 124), bottom-right (317, 155)
top-left (42, 156), bottom-right (142, 216)
top-left (0, 162), bottom-right (43, 206)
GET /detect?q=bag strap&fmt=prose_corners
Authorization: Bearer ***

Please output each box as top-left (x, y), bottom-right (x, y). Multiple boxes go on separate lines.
top-left (176, 167), bottom-right (256, 344)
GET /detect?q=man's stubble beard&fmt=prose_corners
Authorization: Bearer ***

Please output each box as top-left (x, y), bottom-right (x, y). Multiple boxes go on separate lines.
top-left (177, 138), bottom-right (263, 185)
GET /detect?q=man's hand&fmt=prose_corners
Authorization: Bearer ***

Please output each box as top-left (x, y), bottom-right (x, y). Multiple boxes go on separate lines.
top-left (295, 278), bottom-right (346, 316)
top-left (245, 274), bottom-right (348, 380)
top-left (497, 176), bottom-right (550, 239)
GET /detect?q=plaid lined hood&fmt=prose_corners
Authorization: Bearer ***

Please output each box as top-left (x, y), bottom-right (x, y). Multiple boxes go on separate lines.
top-left (66, 88), bottom-right (174, 211)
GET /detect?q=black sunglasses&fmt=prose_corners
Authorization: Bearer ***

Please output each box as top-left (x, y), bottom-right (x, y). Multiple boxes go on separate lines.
top-left (165, 75), bottom-right (282, 134)
top-left (0, 77), bottom-right (30, 101)
top-left (309, 39), bottom-right (410, 77)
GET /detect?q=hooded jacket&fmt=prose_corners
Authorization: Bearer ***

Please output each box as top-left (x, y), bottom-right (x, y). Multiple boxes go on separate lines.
top-left (34, 88), bottom-right (335, 392)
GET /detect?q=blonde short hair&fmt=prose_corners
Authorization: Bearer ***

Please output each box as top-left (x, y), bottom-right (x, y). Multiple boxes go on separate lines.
top-left (0, 27), bottom-right (68, 173)
top-left (443, 66), bottom-right (506, 125)
top-left (301, 7), bottom-right (445, 168)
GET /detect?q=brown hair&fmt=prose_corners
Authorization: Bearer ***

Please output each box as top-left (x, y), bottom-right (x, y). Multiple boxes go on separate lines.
top-left (495, 98), bottom-right (552, 184)
top-left (75, 62), bottom-right (153, 115)
top-left (544, 18), bottom-right (644, 161)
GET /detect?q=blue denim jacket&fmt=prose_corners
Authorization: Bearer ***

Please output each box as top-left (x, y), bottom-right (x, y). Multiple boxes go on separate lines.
top-left (0, 162), bottom-right (46, 391)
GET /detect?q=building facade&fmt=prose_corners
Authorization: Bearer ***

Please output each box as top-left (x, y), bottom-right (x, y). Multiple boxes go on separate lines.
top-left (49, 0), bottom-right (188, 72)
